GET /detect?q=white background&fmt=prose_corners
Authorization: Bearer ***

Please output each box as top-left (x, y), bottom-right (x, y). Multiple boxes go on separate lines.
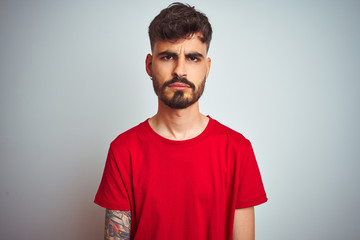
top-left (1, 0), bottom-right (359, 239)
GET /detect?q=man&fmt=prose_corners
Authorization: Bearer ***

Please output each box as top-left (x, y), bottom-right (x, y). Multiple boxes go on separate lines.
top-left (95, 3), bottom-right (267, 240)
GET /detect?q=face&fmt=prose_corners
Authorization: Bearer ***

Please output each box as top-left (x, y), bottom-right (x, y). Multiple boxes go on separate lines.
top-left (146, 33), bottom-right (211, 109)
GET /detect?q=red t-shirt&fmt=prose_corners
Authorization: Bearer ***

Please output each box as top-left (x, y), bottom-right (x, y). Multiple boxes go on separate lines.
top-left (95, 116), bottom-right (267, 239)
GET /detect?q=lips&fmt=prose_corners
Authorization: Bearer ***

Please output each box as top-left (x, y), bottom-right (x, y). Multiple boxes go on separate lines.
top-left (162, 77), bottom-right (195, 91)
top-left (168, 83), bottom-right (190, 89)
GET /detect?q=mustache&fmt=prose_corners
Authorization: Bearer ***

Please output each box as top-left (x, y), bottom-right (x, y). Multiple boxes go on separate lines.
top-left (162, 77), bottom-right (196, 90)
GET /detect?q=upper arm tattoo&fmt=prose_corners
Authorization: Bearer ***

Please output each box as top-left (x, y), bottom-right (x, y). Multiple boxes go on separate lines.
top-left (105, 209), bottom-right (131, 240)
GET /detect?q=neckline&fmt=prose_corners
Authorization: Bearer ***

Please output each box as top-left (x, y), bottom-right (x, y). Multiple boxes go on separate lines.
top-left (143, 115), bottom-right (214, 146)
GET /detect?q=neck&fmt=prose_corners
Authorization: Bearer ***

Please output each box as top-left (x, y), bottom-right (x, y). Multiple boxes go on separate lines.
top-left (148, 99), bottom-right (209, 140)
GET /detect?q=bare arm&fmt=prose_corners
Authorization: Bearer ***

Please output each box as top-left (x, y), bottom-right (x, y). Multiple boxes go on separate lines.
top-left (233, 207), bottom-right (255, 240)
top-left (105, 209), bottom-right (131, 240)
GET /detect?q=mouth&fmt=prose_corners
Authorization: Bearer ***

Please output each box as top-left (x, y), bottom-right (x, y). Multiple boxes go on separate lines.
top-left (168, 82), bottom-right (191, 90)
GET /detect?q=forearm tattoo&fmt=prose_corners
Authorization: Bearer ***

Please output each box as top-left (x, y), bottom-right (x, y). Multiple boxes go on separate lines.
top-left (105, 209), bottom-right (131, 240)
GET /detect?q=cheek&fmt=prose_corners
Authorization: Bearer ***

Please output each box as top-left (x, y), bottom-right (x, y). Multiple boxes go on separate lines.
top-left (153, 62), bottom-right (173, 79)
top-left (190, 65), bottom-right (208, 81)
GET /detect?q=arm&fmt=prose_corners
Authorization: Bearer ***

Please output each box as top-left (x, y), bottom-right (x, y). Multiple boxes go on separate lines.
top-left (233, 207), bottom-right (255, 240)
top-left (105, 209), bottom-right (131, 240)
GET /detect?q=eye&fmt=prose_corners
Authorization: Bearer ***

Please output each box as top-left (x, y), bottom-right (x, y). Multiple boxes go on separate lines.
top-left (188, 56), bottom-right (199, 62)
top-left (162, 55), bottom-right (174, 60)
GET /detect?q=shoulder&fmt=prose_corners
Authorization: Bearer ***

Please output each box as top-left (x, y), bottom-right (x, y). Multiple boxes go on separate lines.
top-left (109, 120), bottom-right (148, 152)
top-left (211, 117), bottom-right (252, 149)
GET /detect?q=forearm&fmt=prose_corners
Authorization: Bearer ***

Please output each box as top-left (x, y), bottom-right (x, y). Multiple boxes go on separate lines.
top-left (105, 209), bottom-right (131, 240)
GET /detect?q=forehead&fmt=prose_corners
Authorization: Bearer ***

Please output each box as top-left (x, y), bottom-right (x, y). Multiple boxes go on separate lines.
top-left (152, 33), bottom-right (207, 55)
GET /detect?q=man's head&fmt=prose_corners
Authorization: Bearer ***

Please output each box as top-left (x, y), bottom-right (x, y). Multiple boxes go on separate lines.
top-left (146, 3), bottom-right (212, 109)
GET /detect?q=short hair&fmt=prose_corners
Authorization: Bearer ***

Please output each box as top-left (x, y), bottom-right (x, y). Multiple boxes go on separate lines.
top-left (148, 2), bottom-right (212, 52)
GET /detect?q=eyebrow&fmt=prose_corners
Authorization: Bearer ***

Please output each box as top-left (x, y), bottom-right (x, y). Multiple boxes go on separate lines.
top-left (157, 51), bottom-right (205, 59)
top-left (186, 52), bottom-right (204, 59)
top-left (157, 51), bottom-right (177, 57)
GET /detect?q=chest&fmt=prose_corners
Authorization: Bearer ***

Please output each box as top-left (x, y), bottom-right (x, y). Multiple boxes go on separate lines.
top-left (130, 142), bottom-right (234, 205)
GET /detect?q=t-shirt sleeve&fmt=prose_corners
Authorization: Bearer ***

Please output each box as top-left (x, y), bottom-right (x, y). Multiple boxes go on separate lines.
top-left (94, 144), bottom-right (131, 210)
top-left (235, 140), bottom-right (268, 209)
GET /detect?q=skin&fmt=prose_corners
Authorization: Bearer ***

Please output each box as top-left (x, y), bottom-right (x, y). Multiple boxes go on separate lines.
top-left (145, 33), bottom-right (211, 140)
top-left (105, 209), bottom-right (131, 240)
top-left (104, 32), bottom-right (255, 239)
top-left (233, 207), bottom-right (255, 240)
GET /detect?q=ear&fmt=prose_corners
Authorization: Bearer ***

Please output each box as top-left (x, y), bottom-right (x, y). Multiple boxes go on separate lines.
top-left (145, 54), bottom-right (153, 77)
top-left (206, 57), bottom-right (211, 78)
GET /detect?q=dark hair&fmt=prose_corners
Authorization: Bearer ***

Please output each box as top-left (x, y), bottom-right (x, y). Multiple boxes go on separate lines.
top-left (148, 2), bottom-right (212, 51)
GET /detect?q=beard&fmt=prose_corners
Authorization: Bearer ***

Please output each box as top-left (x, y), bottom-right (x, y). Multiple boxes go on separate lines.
top-left (152, 76), bottom-right (206, 109)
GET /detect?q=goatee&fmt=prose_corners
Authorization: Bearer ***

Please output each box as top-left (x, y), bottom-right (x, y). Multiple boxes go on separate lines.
top-left (152, 76), bottom-right (206, 109)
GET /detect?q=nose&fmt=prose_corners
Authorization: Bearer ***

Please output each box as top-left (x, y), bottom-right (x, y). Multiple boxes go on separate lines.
top-left (173, 57), bottom-right (187, 78)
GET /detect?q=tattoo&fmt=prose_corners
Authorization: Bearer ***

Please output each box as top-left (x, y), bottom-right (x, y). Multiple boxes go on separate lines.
top-left (105, 209), bottom-right (131, 240)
